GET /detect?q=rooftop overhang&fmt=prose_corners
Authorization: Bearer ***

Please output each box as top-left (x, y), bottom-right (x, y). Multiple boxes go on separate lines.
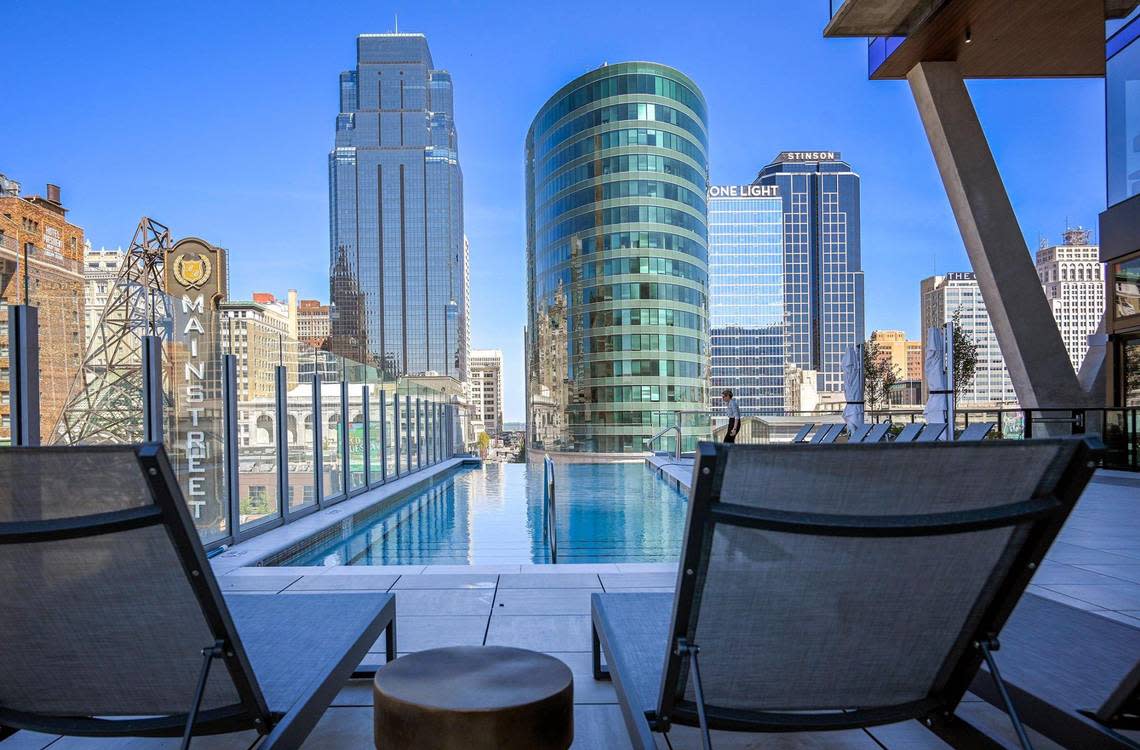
top-left (825, 0), bottom-right (1140, 79)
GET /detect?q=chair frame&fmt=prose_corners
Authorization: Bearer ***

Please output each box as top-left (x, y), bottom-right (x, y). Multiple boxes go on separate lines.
top-left (0, 443), bottom-right (396, 748)
top-left (791, 423), bottom-right (814, 443)
top-left (595, 439), bottom-right (1097, 750)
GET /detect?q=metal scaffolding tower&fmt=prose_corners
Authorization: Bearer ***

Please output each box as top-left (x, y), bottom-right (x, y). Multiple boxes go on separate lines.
top-left (54, 217), bottom-right (173, 444)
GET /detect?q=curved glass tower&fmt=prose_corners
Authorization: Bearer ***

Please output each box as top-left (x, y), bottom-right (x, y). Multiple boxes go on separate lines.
top-left (525, 63), bottom-right (710, 454)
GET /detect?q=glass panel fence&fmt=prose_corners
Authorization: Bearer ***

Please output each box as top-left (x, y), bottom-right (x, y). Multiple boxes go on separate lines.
top-left (318, 350), bottom-right (344, 501)
top-left (221, 314), bottom-right (280, 532)
top-left (346, 362), bottom-right (367, 493)
top-left (367, 369), bottom-right (384, 485)
top-left (287, 342), bottom-right (318, 514)
top-left (17, 287), bottom-right (454, 545)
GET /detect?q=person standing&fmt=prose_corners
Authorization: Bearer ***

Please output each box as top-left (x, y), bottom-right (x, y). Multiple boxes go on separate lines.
top-left (722, 390), bottom-right (740, 443)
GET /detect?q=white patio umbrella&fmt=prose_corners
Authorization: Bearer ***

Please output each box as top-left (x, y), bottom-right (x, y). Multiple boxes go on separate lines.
top-left (842, 344), bottom-right (864, 431)
top-left (924, 327), bottom-right (951, 428)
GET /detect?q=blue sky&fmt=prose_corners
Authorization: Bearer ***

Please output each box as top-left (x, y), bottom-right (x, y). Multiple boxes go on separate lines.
top-left (5, 1), bottom-right (1108, 420)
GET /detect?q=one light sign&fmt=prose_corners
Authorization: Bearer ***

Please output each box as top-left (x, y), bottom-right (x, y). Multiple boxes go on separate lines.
top-left (707, 184), bottom-right (780, 198)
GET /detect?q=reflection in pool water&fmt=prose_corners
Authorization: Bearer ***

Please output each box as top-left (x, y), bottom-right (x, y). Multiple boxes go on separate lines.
top-left (276, 460), bottom-right (687, 566)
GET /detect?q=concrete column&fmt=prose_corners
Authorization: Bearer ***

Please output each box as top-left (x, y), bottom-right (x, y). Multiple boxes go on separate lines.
top-left (908, 61), bottom-right (1082, 408)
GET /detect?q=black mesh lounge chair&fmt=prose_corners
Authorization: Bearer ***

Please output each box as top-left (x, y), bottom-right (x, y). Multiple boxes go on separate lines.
top-left (860, 422), bottom-right (891, 444)
top-left (591, 438), bottom-right (1098, 750)
top-left (917, 423), bottom-right (948, 442)
top-left (847, 424), bottom-right (872, 443)
top-left (810, 423), bottom-right (845, 444)
top-left (791, 423), bottom-right (814, 443)
top-left (959, 422), bottom-right (996, 441)
top-left (893, 422), bottom-right (924, 442)
top-left (0, 444), bottom-right (396, 749)
top-left (969, 593), bottom-right (1140, 749)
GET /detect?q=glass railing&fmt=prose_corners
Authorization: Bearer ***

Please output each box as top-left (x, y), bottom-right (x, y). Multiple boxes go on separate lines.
top-left (41, 290), bottom-right (462, 548)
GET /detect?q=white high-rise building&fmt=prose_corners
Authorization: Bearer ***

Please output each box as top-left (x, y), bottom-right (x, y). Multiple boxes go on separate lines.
top-left (921, 272), bottom-right (1018, 406)
top-left (1035, 228), bottom-right (1105, 373)
top-left (469, 349), bottom-right (503, 434)
top-left (82, 244), bottom-right (125, 346)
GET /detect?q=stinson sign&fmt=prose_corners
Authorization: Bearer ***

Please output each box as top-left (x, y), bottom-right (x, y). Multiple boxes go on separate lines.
top-left (165, 237), bottom-right (228, 542)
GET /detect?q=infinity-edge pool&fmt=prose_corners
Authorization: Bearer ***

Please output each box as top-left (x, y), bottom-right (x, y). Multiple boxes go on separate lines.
top-left (273, 461), bottom-right (687, 565)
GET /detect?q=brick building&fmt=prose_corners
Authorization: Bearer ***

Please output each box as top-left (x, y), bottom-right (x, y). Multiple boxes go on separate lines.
top-left (0, 176), bottom-right (86, 441)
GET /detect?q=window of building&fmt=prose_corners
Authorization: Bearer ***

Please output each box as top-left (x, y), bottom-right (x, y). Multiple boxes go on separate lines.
top-left (1113, 254), bottom-right (1140, 320)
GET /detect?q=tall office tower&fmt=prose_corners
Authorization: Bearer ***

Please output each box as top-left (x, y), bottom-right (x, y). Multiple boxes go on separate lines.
top-left (469, 348), bottom-right (503, 434)
top-left (0, 178), bottom-right (86, 442)
top-left (525, 63), bottom-right (711, 454)
top-left (329, 33), bottom-right (466, 380)
top-left (707, 184), bottom-right (784, 418)
top-left (754, 151), bottom-right (865, 394)
top-left (83, 244), bottom-right (124, 346)
top-left (1035, 227), bottom-right (1105, 373)
top-left (921, 272), bottom-right (1018, 406)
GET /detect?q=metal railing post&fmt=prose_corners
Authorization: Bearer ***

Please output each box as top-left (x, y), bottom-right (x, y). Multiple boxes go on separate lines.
top-left (340, 376), bottom-right (350, 497)
top-left (393, 393), bottom-right (401, 476)
top-left (275, 365), bottom-right (289, 516)
top-left (1024, 409), bottom-right (1033, 440)
top-left (7, 305), bottom-right (40, 446)
top-left (379, 390), bottom-right (387, 482)
top-left (222, 354), bottom-right (240, 541)
top-left (416, 397), bottom-right (423, 469)
top-left (405, 394), bottom-right (412, 471)
top-left (362, 384), bottom-right (371, 487)
top-left (142, 334), bottom-right (164, 443)
top-left (312, 373), bottom-right (324, 507)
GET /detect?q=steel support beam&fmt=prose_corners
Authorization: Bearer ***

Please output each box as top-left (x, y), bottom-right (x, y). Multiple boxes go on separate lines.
top-left (907, 61), bottom-right (1083, 409)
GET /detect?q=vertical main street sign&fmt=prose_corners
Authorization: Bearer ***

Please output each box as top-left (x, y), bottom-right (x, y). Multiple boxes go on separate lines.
top-left (165, 237), bottom-right (229, 544)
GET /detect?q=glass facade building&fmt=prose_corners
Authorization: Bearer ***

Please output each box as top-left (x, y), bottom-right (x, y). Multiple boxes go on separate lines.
top-left (1105, 15), bottom-right (1140, 407)
top-left (707, 185), bottom-right (785, 418)
top-left (525, 63), bottom-right (711, 454)
top-left (754, 151), bottom-right (864, 394)
top-left (329, 34), bottom-right (468, 381)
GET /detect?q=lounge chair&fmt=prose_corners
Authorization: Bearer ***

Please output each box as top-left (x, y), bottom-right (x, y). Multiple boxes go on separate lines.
top-left (917, 423), bottom-right (948, 442)
top-left (893, 422), bottom-right (924, 442)
top-left (0, 443), bottom-right (396, 749)
top-left (861, 422), bottom-right (891, 443)
top-left (959, 422), bottom-right (996, 441)
top-left (810, 423), bottom-right (845, 444)
top-left (591, 438), bottom-right (1098, 750)
top-left (847, 424), bottom-right (872, 443)
top-left (791, 423), bottom-right (814, 443)
top-left (969, 593), bottom-right (1140, 749)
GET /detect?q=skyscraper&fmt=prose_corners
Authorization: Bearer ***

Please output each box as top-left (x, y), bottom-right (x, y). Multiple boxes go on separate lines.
top-left (525, 63), bottom-right (711, 454)
top-left (1035, 228), bottom-right (1105, 373)
top-left (754, 151), bottom-right (864, 394)
top-left (707, 184), bottom-right (784, 418)
top-left (329, 33), bottom-right (467, 380)
top-left (921, 272), bottom-right (1018, 406)
top-left (469, 348), bottom-right (503, 434)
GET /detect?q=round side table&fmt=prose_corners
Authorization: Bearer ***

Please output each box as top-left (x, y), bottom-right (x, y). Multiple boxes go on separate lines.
top-left (373, 645), bottom-right (573, 749)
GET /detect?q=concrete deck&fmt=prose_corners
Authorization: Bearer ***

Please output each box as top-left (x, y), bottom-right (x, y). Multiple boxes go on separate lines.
top-left (4, 467), bottom-right (1137, 748)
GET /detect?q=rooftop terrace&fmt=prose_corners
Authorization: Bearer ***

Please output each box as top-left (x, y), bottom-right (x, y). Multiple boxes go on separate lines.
top-left (3, 461), bottom-right (1137, 749)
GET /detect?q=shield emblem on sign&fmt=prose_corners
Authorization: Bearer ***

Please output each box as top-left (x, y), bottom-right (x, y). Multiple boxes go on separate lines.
top-left (174, 253), bottom-right (211, 290)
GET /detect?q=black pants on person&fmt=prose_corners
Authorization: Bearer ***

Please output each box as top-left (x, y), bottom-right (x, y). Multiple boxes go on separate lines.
top-left (724, 418), bottom-right (738, 444)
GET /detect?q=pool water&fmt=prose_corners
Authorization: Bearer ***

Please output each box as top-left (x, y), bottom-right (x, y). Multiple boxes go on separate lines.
top-left (276, 460), bottom-right (687, 565)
